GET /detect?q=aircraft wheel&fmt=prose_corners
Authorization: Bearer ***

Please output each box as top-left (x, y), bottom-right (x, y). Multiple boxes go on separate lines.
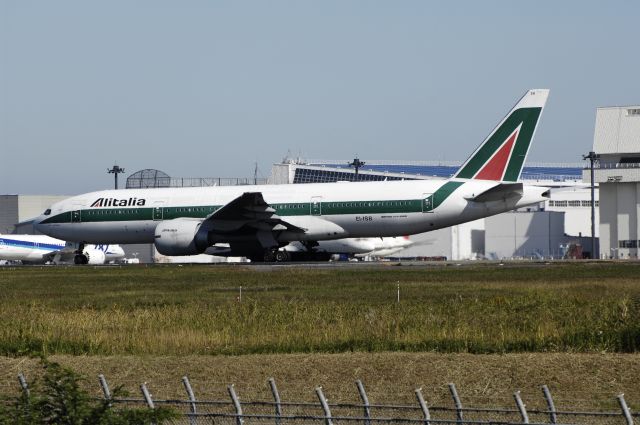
top-left (74, 254), bottom-right (88, 265)
top-left (275, 250), bottom-right (290, 262)
top-left (263, 249), bottom-right (277, 262)
top-left (313, 252), bottom-right (331, 261)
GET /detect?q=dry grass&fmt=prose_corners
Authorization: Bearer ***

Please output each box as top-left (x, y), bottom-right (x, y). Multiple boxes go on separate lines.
top-left (1, 352), bottom-right (638, 411)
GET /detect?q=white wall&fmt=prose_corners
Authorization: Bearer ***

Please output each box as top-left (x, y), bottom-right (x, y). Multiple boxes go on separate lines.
top-left (599, 182), bottom-right (640, 259)
top-left (0, 195), bottom-right (68, 234)
top-left (18, 195), bottom-right (69, 222)
top-left (398, 227), bottom-right (452, 259)
top-left (594, 107), bottom-right (640, 154)
top-left (485, 211), bottom-right (566, 259)
top-left (545, 187), bottom-right (599, 237)
top-left (397, 218), bottom-right (485, 261)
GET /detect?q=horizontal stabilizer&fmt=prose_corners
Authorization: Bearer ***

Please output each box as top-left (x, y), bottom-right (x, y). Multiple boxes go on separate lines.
top-left (466, 183), bottom-right (523, 202)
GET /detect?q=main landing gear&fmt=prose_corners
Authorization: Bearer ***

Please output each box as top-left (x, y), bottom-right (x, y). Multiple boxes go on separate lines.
top-left (247, 248), bottom-right (291, 262)
top-left (74, 243), bottom-right (89, 265)
top-left (262, 248), bottom-right (291, 262)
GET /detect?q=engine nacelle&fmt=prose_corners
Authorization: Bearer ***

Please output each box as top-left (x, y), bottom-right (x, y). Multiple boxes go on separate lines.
top-left (83, 249), bottom-right (106, 265)
top-left (154, 218), bottom-right (210, 256)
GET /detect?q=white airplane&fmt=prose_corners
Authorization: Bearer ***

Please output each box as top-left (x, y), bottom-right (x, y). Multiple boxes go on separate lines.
top-left (0, 234), bottom-right (125, 264)
top-left (282, 236), bottom-right (414, 260)
top-left (35, 89), bottom-right (550, 263)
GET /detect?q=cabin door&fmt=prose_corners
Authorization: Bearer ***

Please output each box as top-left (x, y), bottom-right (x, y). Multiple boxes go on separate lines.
top-left (422, 193), bottom-right (434, 213)
top-left (310, 197), bottom-right (322, 216)
top-left (153, 202), bottom-right (164, 220)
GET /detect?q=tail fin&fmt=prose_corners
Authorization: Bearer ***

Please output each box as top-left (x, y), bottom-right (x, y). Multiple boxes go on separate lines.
top-left (454, 89), bottom-right (549, 182)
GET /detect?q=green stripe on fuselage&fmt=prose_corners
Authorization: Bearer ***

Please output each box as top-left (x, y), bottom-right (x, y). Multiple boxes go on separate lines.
top-left (40, 183), bottom-right (466, 225)
top-left (432, 181), bottom-right (464, 209)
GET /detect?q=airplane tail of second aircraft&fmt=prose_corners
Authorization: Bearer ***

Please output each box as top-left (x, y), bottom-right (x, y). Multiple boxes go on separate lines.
top-left (453, 89), bottom-right (549, 183)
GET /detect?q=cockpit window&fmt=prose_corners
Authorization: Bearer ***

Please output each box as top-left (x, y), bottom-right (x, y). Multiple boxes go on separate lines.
top-left (43, 209), bottom-right (51, 216)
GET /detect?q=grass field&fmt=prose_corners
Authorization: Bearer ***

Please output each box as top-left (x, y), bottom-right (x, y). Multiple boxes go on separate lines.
top-left (1, 262), bottom-right (640, 356)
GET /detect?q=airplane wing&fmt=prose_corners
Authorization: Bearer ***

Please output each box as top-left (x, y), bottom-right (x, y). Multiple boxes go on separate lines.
top-left (199, 192), bottom-right (307, 257)
top-left (204, 192), bottom-right (306, 234)
top-left (466, 183), bottom-right (523, 203)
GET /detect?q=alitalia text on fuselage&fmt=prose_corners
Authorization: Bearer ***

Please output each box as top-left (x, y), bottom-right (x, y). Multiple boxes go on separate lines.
top-left (91, 197), bottom-right (146, 207)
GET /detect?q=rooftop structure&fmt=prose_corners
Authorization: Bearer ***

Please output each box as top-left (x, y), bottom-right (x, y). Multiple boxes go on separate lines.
top-left (269, 158), bottom-right (584, 185)
top-left (126, 169), bottom-right (267, 189)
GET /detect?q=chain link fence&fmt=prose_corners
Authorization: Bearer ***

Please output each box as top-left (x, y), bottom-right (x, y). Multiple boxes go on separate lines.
top-left (11, 373), bottom-right (638, 425)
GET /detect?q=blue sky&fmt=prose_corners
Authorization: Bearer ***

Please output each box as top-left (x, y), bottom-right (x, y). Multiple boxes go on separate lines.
top-left (1, 1), bottom-right (638, 194)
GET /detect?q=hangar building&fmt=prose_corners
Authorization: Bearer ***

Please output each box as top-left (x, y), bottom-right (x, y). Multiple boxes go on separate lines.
top-left (0, 195), bottom-right (68, 234)
top-left (585, 106), bottom-right (640, 259)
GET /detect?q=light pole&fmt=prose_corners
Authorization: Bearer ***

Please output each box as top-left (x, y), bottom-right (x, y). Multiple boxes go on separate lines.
top-left (582, 151), bottom-right (599, 258)
top-left (107, 164), bottom-right (125, 190)
top-left (348, 157), bottom-right (365, 180)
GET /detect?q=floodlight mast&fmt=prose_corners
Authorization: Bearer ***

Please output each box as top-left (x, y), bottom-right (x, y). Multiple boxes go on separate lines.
top-left (348, 157), bottom-right (366, 180)
top-left (582, 151), bottom-right (599, 259)
top-left (107, 164), bottom-right (125, 190)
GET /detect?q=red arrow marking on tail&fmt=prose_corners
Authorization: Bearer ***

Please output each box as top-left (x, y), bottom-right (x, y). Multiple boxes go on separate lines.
top-left (475, 129), bottom-right (518, 181)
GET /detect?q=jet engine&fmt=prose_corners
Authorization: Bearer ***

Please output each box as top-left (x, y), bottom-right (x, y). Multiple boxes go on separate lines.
top-left (82, 249), bottom-right (106, 265)
top-left (154, 218), bottom-right (210, 256)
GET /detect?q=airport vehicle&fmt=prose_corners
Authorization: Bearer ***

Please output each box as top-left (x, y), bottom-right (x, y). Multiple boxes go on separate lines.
top-left (35, 89), bottom-right (550, 262)
top-left (0, 234), bottom-right (125, 264)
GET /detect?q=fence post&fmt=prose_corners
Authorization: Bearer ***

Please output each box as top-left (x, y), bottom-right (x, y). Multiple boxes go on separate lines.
top-left (513, 391), bottom-right (529, 424)
top-left (448, 383), bottom-right (464, 423)
top-left (541, 385), bottom-right (557, 424)
top-left (617, 394), bottom-right (634, 425)
top-left (17, 372), bottom-right (31, 421)
top-left (268, 378), bottom-right (283, 425)
top-left (228, 384), bottom-right (244, 425)
top-left (415, 388), bottom-right (431, 425)
top-left (98, 374), bottom-right (112, 407)
top-left (17, 373), bottom-right (30, 398)
top-left (140, 383), bottom-right (156, 425)
top-left (182, 376), bottom-right (198, 425)
top-left (316, 387), bottom-right (334, 425)
top-left (356, 380), bottom-right (371, 425)
top-left (141, 383), bottom-right (155, 409)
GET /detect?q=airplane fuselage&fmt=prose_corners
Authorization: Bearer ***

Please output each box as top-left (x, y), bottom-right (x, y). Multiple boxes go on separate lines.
top-left (36, 179), bottom-right (548, 245)
top-left (0, 235), bottom-right (65, 262)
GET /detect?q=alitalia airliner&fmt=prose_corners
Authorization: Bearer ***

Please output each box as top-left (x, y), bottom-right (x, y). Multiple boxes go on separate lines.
top-left (35, 89), bottom-right (551, 263)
